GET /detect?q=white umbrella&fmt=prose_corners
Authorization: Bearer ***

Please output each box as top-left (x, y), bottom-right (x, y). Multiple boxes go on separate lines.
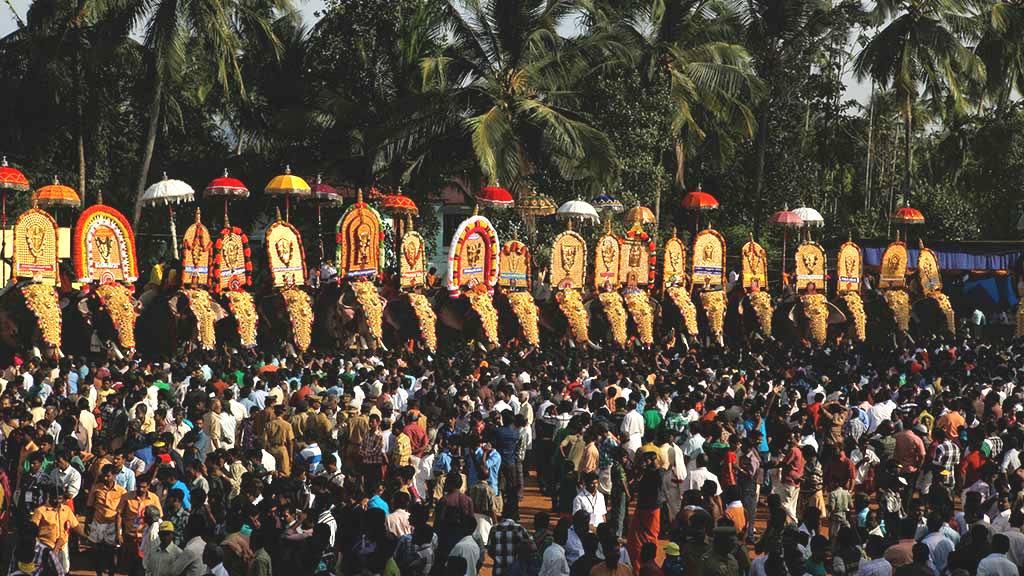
top-left (556, 200), bottom-right (600, 224)
top-left (141, 173), bottom-right (196, 259)
top-left (792, 206), bottom-right (824, 227)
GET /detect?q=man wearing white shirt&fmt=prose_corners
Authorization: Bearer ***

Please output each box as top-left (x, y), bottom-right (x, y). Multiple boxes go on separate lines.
top-left (620, 401), bottom-right (644, 454)
top-left (920, 514), bottom-right (955, 574)
top-left (683, 454), bottom-right (721, 496)
top-left (571, 473), bottom-right (606, 529)
top-left (539, 525), bottom-right (569, 576)
top-left (867, 391), bottom-right (897, 433)
top-left (979, 534), bottom-right (1020, 576)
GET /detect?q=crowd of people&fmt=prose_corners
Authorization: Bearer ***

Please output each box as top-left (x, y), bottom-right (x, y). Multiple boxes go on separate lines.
top-left (1, 332), bottom-right (1023, 576)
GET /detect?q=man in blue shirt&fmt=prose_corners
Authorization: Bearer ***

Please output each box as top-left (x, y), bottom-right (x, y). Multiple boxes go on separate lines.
top-left (493, 411), bottom-right (521, 520)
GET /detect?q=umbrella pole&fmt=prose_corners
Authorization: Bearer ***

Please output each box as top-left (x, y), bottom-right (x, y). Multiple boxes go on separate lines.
top-left (285, 195), bottom-right (290, 222)
top-left (168, 205), bottom-right (179, 259)
top-left (317, 204), bottom-right (324, 265)
top-left (0, 193), bottom-right (6, 283)
top-left (781, 229), bottom-right (787, 288)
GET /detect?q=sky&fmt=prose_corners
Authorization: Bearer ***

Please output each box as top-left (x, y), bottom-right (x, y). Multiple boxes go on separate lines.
top-left (2, 0), bottom-right (871, 102)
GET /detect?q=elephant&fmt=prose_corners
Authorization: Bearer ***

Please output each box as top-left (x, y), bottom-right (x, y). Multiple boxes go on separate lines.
top-left (433, 291), bottom-right (497, 351)
top-left (784, 295), bottom-right (848, 345)
top-left (584, 290), bottom-right (662, 347)
top-left (135, 289), bottom-right (228, 357)
top-left (863, 289), bottom-right (914, 347)
top-left (382, 291), bottom-right (436, 353)
top-left (258, 287), bottom-right (315, 355)
top-left (61, 287), bottom-right (140, 360)
top-left (912, 295), bottom-right (956, 336)
top-left (728, 288), bottom-right (776, 343)
top-left (492, 291), bottom-right (538, 346)
top-left (312, 282), bottom-right (386, 351)
top-left (0, 282), bottom-right (62, 362)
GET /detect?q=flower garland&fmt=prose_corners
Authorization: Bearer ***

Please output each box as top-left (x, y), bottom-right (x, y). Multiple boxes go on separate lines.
top-left (883, 290), bottom-right (910, 332)
top-left (281, 288), bottom-right (313, 352)
top-left (748, 291), bottom-right (773, 336)
top-left (700, 290), bottom-right (726, 338)
top-left (623, 291), bottom-right (654, 345)
top-left (599, 291), bottom-right (628, 346)
top-left (840, 292), bottom-right (866, 342)
top-left (665, 286), bottom-right (698, 336)
top-left (225, 291), bottom-right (257, 347)
top-left (466, 290), bottom-right (499, 347)
top-left (619, 227), bottom-right (657, 287)
top-left (1018, 300), bottom-right (1024, 338)
top-left (558, 289), bottom-right (589, 343)
top-left (95, 283), bottom-right (136, 349)
top-left (407, 293), bottom-right (437, 352)
top-left (21, 284), bottom-right (61, 348)
top-left (928, 291), bottom-right (955, 334)
top-left (183, 288), bottom-right (216, 350)
top-left (212, 227), bottom-right (252, 294)
top-left (73, 205), bottom-right (139, 282)
top-left (801, 293), bottom-right (828, 345)
top-left (352, 281), bottom-right (385, 342)
top-left (507, 291), bottom-right (540, 346)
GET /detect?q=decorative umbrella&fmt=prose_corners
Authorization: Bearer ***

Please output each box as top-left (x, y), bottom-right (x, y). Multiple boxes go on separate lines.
top-left (792, 206), bottom-right (824, 227)
top-left (769, 204), bottom-right (803, 286)
top-left (308, 175), bottom-right (344, 264)
top-left (591, 193), bottom-right (624, 214)
top-left (681, 186), bottom-right (719, 230)
top-left (556, 200), bottom-right (600, 227)
top-left (34, 176), bottom-right (81, 208)
top-left (141, 173), bottom-right (196, 259)
top-left (380, 192), bottom-right (419, 216)
top-left (265, 166), bottom-right (311, 221)
top-left (476, 184), bottom-right (515, 209)
top-left (204, 169), bottom-right (250, 198)
top-left (0, 158), bottom-right (30, 275)
top-left (890, 203), bottom-right (925, 242)
top-left (624, 205), bottom-right (656, 227)
top-left (516, 192), bottom-right (557, 217)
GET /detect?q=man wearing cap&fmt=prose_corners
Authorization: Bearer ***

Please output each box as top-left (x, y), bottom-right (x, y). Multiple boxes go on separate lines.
top-left (307, 395), bottom-right (333, 444)
top-left (144, 521), bottom-right (183, 576)
top-left (263, 405), bottom-right (295, 477)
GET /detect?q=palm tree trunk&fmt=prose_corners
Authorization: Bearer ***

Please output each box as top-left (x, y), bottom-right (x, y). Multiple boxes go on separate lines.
top-left (752, 104), bottom-right (769, 240)
top-left (864, 80), bottom-right (875, 212)
top-left (73, 8), bottom-right (86, 197)
top-left (133, 70), bottom-right (163, 225)
top-left (902, 93), bottom-right (913, 203)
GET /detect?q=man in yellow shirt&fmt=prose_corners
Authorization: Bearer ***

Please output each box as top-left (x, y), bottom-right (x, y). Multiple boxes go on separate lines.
top-left (263, 405), bottom-right (295, 476)
top-left (117, 475), bottom-right (163, 572)
top-left (31, 487), bottom-right (86, 573)
top-left (88, 463), bottom-right (126, 576)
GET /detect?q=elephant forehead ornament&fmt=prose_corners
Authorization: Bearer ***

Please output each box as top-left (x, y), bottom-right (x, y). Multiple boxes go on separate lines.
top-left (13, 208), bottom-right (59, 286)
top-left (692, 229), bottom-right (726, 291)
top-left (446, 215), bottom-right (499, 297)
top-left (266, 219), bottom-right (306, 288)
top-left (550, 230), bottom-right (587, 291)
top-left (794, 242), bottom-right (826, 293)
top-left (337, 198), bottom-right (383, 280)
top-left (73, 204), bottom-right (138, 285)
top-left (181, 209), bottom-right (213, 288)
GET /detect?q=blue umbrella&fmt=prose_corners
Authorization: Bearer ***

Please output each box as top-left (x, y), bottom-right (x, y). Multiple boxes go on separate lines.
top-left (591, 193), bottom-right (624, 213)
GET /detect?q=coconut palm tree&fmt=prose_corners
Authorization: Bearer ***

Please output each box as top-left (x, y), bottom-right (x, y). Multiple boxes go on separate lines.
top-left (418, 0), bottom-right (625, 191)
top-left (117, 0), bottom-right (292, 225)
top-left (972, 0), bottom-right (1024, 111)
top-left (606, 0), bottom-right (761, 222)
top-left (853, 0), bottom-right (984, 204)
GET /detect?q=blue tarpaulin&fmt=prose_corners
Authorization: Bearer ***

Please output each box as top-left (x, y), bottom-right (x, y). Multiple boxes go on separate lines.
top-left (858, 240), bottom-right (1024, 272)
top-left (962, 275), bottom-right (1019, 310)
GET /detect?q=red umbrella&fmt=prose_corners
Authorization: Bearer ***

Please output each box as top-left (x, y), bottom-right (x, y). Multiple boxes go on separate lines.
top-left (0, 157), bottom-right (30, 193)
top-left (681, 185), bottom-right (719, 230)
top-left (308, 175), bottom-right (343, 264)
top-left (890, 205), bottom-right (925, 224)
top-left (770, 204), bottom-right (803, 286)
top-left (476, 185), bottom-right (514, 209)
top-left (381, 192), bottom-right (419, 216)
top-left (204, 169), bottom-right (250, 198)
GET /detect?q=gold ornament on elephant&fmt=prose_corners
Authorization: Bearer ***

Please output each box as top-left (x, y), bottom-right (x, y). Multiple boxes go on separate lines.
top-left (598, 291), bottom-right (628, 346)
top-left (507, 291), bottom-right (540, 346)
top-left (96, 283), bottom-right (136, 349)
top-left (700, 290), bottom-right (726, 338)
top-left (407, 292), bottom-right (437, 352)
top-left (352, 281), bottom-right (385, 342)
top-left (841, 292), bottom-right (866, 342)
top-left (748, 291), bottom-right (773, 336)
top-left (928, 291), bottom-right (955, 334)
top-left (623, 291), bottom-right (654, 345)
top-left (183, 289), bottom-right (216, 350)
top-left (1017, 301), bottom-right (1024, 338)
top-left (884, 290), bottom-right (910, 332)
top-left (558, 289), bottom-right (589, 343)
top-left (801, 293), bottom-right (828, 345)
top-left (21, 283), bottom-right (61, 348)
top-left (225, 291), bottom-right (257, 347)
top-left (467, 290), bottom-right (499, 347)
top-left (666, 286), bottom-right (698, 336)
top-left (281, 288), bottom-right (313, 352)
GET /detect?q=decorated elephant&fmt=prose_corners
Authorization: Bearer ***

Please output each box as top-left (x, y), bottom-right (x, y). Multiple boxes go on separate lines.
top-left (438, 214), bottom-right (502, 350)
top-left (585, 289), bottom-right (662, 347)
top-left (136, 289), bottom-right (227, 356)
top-left (433, 288), bottom-right (499, 350)
top-left (911, 241), bottom-right (955, 336)
top-left (61, 285), bottom-right (139, 359)
top-left (313, 281), bottom-right (387, 351)
top-left (0, 282), bottom-right (62, 361)
top-left (262, 219), bottom-right (315, 353)
top-left (382, 289), bottom-right (437, 353)
top-left (729, 288), bottom-right (776, 342)
top-left (660, 231), bottom-right (699, 347)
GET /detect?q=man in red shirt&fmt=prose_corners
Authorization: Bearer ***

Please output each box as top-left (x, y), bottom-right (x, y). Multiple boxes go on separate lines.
top-left (776, 431), bottom-right (805, 523)
top-left (720, 435), bottom-right (740, 488)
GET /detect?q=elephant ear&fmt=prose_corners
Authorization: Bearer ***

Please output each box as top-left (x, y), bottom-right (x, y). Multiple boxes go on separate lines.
top-left (168, 293), bottom-right (183, 318)
top-left (738, 297), bottom-right (747, 316)
top-left (825, 302), bottom-right (847, 325)
top-left (787, 304), bottom-right (797, 325)
top-left (77, 297), bottom-right (92, 321)
top-left (210, 299), bottom-right (228, 322)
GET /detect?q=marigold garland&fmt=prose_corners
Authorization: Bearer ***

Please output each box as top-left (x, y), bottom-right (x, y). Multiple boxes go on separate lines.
top-left (665, 286), bottom-right (698, 336)
top-left (558, 289), bottom-right (589, 343)
top-left (507, 292), bottom-right (540, 346)
top-left (598, 291), bottom-right (628, 346)
top-left (21, 284), bottom-right (61, 348)
top-left (281, 288), bottom-right (313, 352)
top-left (407, 293), bottom-right (437, 352)
top-left (95, 283), bottom-right (136, 349)
top-left (225, 291), bottom-right (257, 347)
top-left (801, 293), bottom-right (828, 345)
top-left (1018, 300), bottom-right (1024, 338)
top-left (928, 291), bottom-right (955, 334)
top-left (884, 290), bottom-right (910, 332)
top-left (352, 281), bottom-right (385, 343)
top-left (748, 291), bottom-right (773, 336)
top-left (466, 291), bottom-right (499, 347)
top-left (841, 292), bottom-right (866, 342)
top-left (183, 289), bottom-right (216, 350)
top-left (700, 290), bottom-right (726, 338)
top-left (623, 291), bottom-right (654, 345)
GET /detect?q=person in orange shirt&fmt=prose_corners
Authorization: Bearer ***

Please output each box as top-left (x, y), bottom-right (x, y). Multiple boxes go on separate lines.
top-left (935, 400), bottom-right (965, 439)
top-left (117, 475), bottom-right (163, 572)
top-left (31, 487), bottom-right (86, 573)
top-left (88, 464), bottom-right (127, 576)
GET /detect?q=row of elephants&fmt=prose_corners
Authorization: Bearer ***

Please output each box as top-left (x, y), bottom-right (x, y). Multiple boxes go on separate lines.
top-left (0, 194), bottom-right (965, 362)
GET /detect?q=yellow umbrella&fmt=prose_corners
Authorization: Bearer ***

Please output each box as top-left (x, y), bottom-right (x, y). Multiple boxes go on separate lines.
top-left (265, 165), bottom-right (311, 221)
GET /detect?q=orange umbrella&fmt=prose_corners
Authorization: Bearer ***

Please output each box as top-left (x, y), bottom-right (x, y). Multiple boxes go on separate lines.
top-left (34, 176), bottom-right (81, 208)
